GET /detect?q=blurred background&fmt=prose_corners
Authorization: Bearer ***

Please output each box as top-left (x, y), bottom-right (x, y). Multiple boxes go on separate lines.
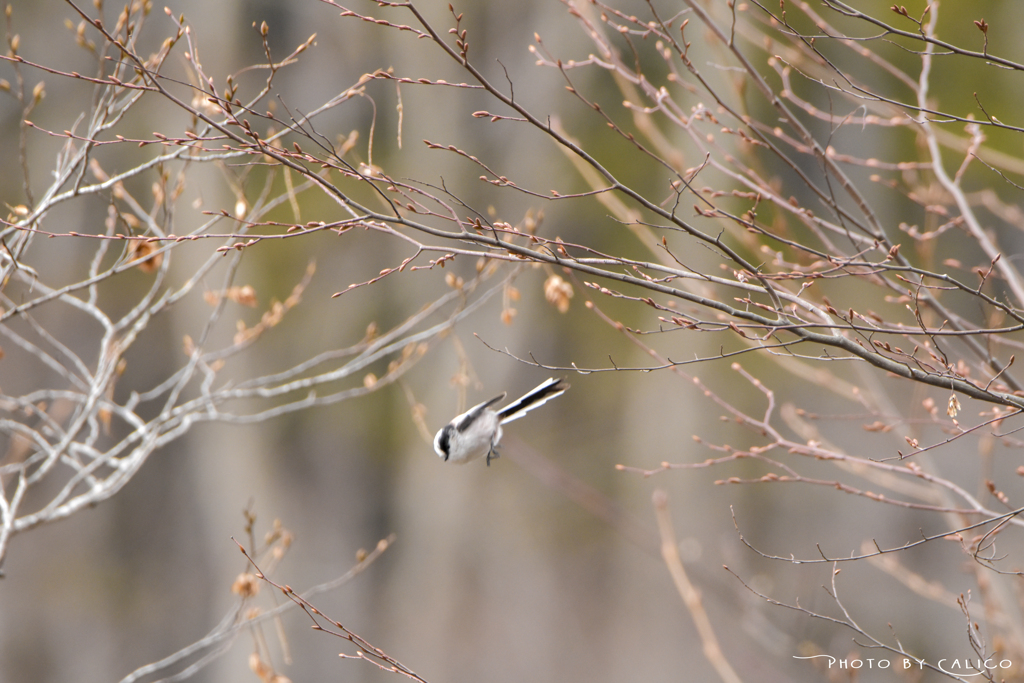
top-left (3, 1), bottom-right (1024, 682)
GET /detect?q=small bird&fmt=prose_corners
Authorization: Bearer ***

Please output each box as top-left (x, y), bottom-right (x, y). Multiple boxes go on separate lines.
top-left (433, 377), bottom-right (569, 466)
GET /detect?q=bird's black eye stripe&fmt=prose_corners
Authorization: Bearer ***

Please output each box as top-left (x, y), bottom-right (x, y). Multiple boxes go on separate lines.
top-left (436, 425), bottom-right (452, 459)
